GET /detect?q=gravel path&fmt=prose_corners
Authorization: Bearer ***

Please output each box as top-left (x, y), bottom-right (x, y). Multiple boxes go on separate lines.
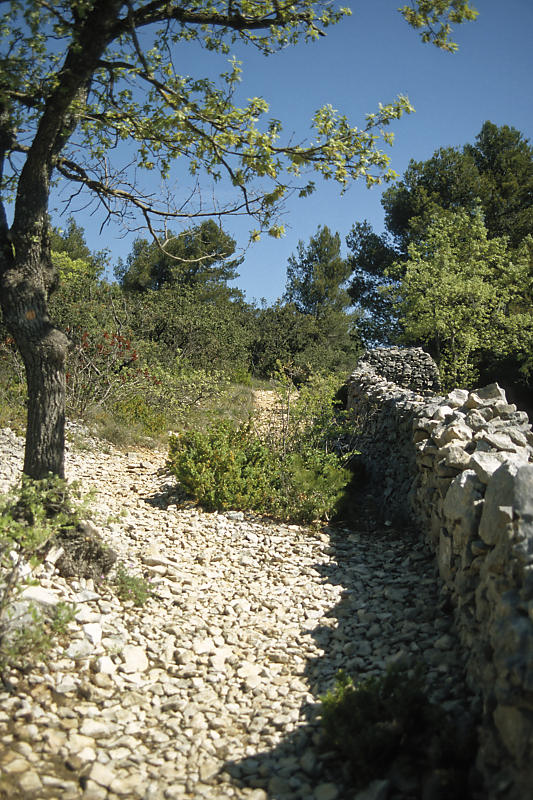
top-left (0, 427), bottom-right (475, 800)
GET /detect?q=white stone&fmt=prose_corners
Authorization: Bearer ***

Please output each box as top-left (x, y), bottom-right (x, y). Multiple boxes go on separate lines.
top-left (470, 451), bottom-right (506, 484)
top-left (192, 637), bottom-right (216, 655)
top-left (45, 545), bottom-right (65, 564)
top-left (2, 757), bottom-right (29, 774)
top-left (236, 661), bottom-right (261, 679)
top-left (66, 639), bottom-right (93, 660)
top-left (83, 622), bottom-right (103, 645)
top-left (447, 389), bottom-right (469, 407)
top-left (199, 758), bottom-right (220, 781)
top-left (55, 676), bottom-right (78, 694)
top-left (88, 762), bottom-right (116, 787)
top-left (68, 733), bottom-right (96, 753)
top-left (75, 606), bottom-right (100, 623)
top-left (18, 771), bottom-right (42, 793)
top-left (80, 719), bottom-right (111, 737)
top-left (121, 645), bottom-right (149, 673)
top-left (82, 778), bottom-right (107, 800)
top-left (439, 444), bottom-right (471, 470)
top-left (20, 585), bottom-right (60, 607)
top-left (76, 746), bottom-right (97, 764)
top-left (433, 423), bottom-right (472, 447)
top-left (432, 404), bottom-right (454, 421)
top-left (94, 655), bottom-right (116, 674)
top-left (74, 589), bottom-right (101, 602)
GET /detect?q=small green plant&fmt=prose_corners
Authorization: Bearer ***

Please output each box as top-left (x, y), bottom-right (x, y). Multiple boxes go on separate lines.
top-left (113, 562), bottom-right (152, 606)
top-left (320, 665), bottom-right (475, 794)
top-left (0, 476), bottom-right (83, 679)
top-left (0, 601), bottom-right (76, 678)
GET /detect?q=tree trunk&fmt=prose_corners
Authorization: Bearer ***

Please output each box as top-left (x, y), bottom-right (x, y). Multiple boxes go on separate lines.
top-left (1, 257), bottom-right (68, 480)
top-left (21, 328), bottom-right (68, 480)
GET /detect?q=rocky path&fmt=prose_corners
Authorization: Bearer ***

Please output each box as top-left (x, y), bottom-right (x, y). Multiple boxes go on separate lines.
top-left (0, 427), bottom-right (474, 800)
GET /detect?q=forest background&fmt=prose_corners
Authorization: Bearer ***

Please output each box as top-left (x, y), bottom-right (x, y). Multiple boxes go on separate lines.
top-left (1, 118), bottom-right (533, 445)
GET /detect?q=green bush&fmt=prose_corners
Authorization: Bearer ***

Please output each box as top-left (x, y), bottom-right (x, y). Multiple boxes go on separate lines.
top-left (112, 394), bottom-right (168, 436)
top-left (167, 372), bottom-right (355, 524)
top-left (320, 666), bottom-right (475, 793)
top-left (168, 421), bottom-right (276, 513)
top-left (0, 476), bottom-right (81, 677)
top-left (113, 562), bottom-right (152, 606)
top-left (272, 449), bottom-right (351, 523)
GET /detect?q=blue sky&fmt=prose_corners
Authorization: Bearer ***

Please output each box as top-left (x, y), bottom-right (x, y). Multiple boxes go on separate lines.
top-left (50, 0), bottom-right (533, 304)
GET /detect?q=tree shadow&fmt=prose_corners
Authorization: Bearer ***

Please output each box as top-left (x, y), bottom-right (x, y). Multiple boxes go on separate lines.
top-left (219, 484), bottom-right (457, 799)
top-left (218, 478), bottom-right (476, 800)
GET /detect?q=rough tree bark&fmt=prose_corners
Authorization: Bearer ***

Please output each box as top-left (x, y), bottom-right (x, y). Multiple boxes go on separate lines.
top-left (0, 231), bottom-right (69, 479)
top-left (0, 0), bottom-right (123, 478)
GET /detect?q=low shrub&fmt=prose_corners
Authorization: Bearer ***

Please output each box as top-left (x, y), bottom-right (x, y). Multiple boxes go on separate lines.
top-left (168, 421), bottom-right (276, 513)
top-left (0, 476), bottom-right (82, 679)
top-left (271, 448), bottom-right (351, 523)
top-left (320, 666), bottom-right (476, 796)
top-left (113, 562), bottom-right (153, 606)
top-left (167, 371), bottom-right (355, 524)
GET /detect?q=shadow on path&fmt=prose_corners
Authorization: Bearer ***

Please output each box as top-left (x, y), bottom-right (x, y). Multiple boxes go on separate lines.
top-left (222, 489), bottom-right (479, 800)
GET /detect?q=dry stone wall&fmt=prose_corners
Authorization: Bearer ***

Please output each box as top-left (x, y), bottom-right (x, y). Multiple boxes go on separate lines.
top-left (346, 348), bottom-right (533, 800)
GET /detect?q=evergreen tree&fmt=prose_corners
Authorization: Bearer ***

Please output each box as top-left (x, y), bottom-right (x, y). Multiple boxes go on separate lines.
top-left (117, 220), bottom-right (243, 301)
top-left (50, 217), bottom-right (108, 279)
top-left (382, 121), bottom-right (533, 252)
top-left (284, 226), bottom-right (351, 320)
top-left (465, 121), bottom-right (533, 246)
top-left (345, 221), bottom-right (400, 345)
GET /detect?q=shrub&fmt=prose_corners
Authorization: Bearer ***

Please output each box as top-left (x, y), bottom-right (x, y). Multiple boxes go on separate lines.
top-left (63, 328), bottom-right (229, 443)
top-left (168, 421), bottom-right (276, 513)
top-left (65, 328), bottom-right (148, 418)
top-left (0, 476), bottom-right (81, 678)
top-left (113, 562), bottom-right (152, 606)
top-left (320, 666), bottom-right (476, 794)
top-left (271, 448), bottom-right (351, 523)
top-left (167, 371), bottom-right (356, 524)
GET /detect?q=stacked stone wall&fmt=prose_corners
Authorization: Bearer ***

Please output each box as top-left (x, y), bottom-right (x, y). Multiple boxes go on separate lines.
top-left (346, 348), bottom-right (533, 799)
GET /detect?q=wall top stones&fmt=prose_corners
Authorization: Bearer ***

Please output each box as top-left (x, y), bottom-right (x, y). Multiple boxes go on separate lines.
top-left (354, 346), bottom-right (441, 393)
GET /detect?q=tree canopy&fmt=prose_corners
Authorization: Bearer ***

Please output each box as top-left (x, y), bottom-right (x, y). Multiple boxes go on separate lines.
top-left (387, 207), bottom-right (533, 388)
top-left (116, 220), bottom-right (243, 301)
top-left (284, 225), bottom-right (351, 319)
top-left (382, 121), bottom-right (533, 253)
top-left (347, 121), bottom-right (533, 347)
top-left (345, 221), bottom-right (399, 345)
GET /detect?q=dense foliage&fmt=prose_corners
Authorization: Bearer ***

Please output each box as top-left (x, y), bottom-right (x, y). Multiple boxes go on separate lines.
top-left (387, 208), bottom-right (533, 387)
top-left (167, 374), bottom-right (356, 524)
top-left (347, 121), bottom-right (533, 398)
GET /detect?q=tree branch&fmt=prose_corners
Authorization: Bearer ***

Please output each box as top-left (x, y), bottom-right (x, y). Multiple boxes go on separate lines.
top-left (115, 1), bottom-right (308, 36)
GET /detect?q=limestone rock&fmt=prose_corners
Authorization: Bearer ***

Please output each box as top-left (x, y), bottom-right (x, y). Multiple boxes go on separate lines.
top-left (121, 645), bottom-right (149, 673)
